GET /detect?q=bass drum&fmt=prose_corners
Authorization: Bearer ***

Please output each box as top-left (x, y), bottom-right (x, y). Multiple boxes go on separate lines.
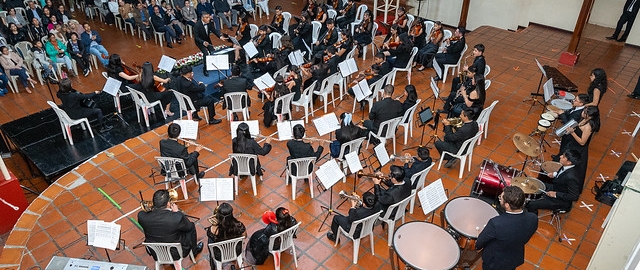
top-left (472, 159), bottom-right (521, 197)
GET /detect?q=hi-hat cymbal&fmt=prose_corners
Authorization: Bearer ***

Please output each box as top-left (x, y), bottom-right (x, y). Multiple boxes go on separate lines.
top-left (512, 132), bottom-right (541, 157)
top-left (541, 161), bottom-right (562, 173)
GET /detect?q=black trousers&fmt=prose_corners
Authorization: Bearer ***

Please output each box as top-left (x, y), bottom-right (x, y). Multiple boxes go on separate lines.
top-left (613, 10), bottom-right (638, 39)
top-left (194, 95), bottom-right (217, 119)
top-left (434, 140), bottom-right (458, 161)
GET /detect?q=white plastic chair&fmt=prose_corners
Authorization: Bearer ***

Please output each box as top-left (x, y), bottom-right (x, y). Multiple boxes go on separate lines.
top-left (142, 242), bottom-right (195, 270)
top-left (365, 116), bottom-right (402, 155)
top-left (286, 157), bottom-right (316, 200)
top-left (256, 0), bottom-right (269, 18)
top-left (390, 47), bottom-right (418, 85)
top-left (273, 92), bottom-right (295, 122)
top-left (207, 236), bottom-right (245, 270)
top-left (313, 72), bottom-right (339, 113)
top-left (268, 221), bottom-right (301, 270)
top-left (327, 9), bottom-right (336, 19)
top-left (438, 29), bottom-right (452, 53)
top-left (101, 72), bottom-right (131, 114)
top-left (282, 12), bottom-right (291, 35)
top-left (291, 81), bottom-right (316, 123)
top-left (485, 79), bottom-right (492, 91)
top-left (408, 163), bottom-right (435, 214)
top-left (127, 87), bottom-right (167, 127)
top-left (349, 4), bottom-right (368, 36)
top-left (274, 65), bottom-right (289, 79)
top-left (335, 210), bottom-right (382, 264)
top-left (224, 92), bottom-right (250, 121)
top-left (270, 32), bottom-right (282, 49)
top-left (423, 21), bottom-right (434, 43)
top-left (310, 21), bottom-right (322, 50)
top-left (362, 22), bottom-right (378, 61)
top-left (229, 153), bottom-right (258, 196)
top-left (336, 137), bottom-right (365, 183)
top-left (484, 64), bottom-right (491, 77)
top-left (155, 156), bottom-right (198, 200)
top-left (172, 90), bottom-right (210, 123)
top-left (406, 14), bottom-right (414, 31)
top-left (378, 194), bottom-right (413, 246)
top-left (397, 99), bottom-right (421, 145)
top-left (243, 0), bottom-right (256, 19)
top-left (47, 101), bottom-right (94, 145)
top-left (476, 100), bottom-right (499, 145)
top-left (437, 130), bottom-right (483, 179)
top-left (249, 23), bottom-right (258, 38)
top-left (149, 18), bottom-right (166, 47)
top-left (442, 44), bottom-right (468, 84)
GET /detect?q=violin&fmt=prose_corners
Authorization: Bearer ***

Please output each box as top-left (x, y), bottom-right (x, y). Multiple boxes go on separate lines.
top-left (388, 42), bottom-right (400, 48)
top-left (302, 62), bottom-right (313, 69)
top-left (316, 11), bottom-right (324, 21)
top-left (133, 63), bottom-right (166, 92)
top-left (410, 24), bottom-right (422, 36)
top-left (249, 56), bottom-right (273, 63)
top-left (122, 63), bottom-right (139, 84)
top-left (348, 68), bottom-right (374, 88)
top-left (449, 36), bottom-right (462, 42)
top-left (323, 55), bottom-right (330, 62)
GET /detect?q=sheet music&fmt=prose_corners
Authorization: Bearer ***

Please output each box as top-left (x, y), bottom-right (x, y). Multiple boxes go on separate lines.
top-left (277, 120), bottom-right (305, 140)
top-left (158, 55), bottom-right (177, 72)
top-left (213, 47), bottom-right (235, 55)
top-left (344, 152), bottom-right (363, 174)
top-left (543, 78), bottom-right (554, 102)
top-left (230, 120), bottom-right (260, 139)
top-left (229, 36), bottom-right (241, 46)
top-left (352, 79), bottom-right (371, 102)
top-left (87, 220), bottom-right (121, 250)
top-left (288, 50), bottom-right (305, 66)
top-left (374, 143), bottom-right (390, 166)
top-left (535, 58), bottom-right (547, 78)
top-left (418, 178), bottom-right (448, 215)
top-left (200, 178), bottom-right (234, 201)
top-left (316, 159), bottom-right (344, 189)
top-left (338, 58), bottom-right (358, 77)
top-left (102, 77), bottom-right (121, 97)
top-left (206, 55), bottom-right (230, 71)
top-left (432, 57), bottom-right (442, 78)
top-left (173, 120), bottom-right (199, 140)
top-left (243, 42), bottom-right (259, 58)
top-left (312, 113), bottom-right (340, 136)
top-left (253, 73), bottom-right (276, 91)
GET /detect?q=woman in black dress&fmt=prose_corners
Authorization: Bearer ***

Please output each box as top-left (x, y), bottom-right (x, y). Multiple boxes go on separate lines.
top-left (230, 122), bottom-right (272, 176)
top-left (56, 78), bottom-right (112, 132)
top-left (206, 203), bottom-right (246, 268)
top-left (584, 68), bottom-right (607, 107)
top-left (556, 106), bottom-right (600, 189)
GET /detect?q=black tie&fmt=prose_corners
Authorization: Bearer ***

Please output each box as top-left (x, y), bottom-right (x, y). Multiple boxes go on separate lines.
top-left (557, 167), bottom-right (564, 176)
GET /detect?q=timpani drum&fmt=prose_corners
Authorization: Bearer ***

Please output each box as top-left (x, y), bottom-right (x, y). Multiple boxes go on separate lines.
top-left (550, 99), bottom-right (573, 110)
top-left (473, 159), bottom-right (521, 197)
top-left (537, 119), bottom-right (551, 131)
top-left (511, 177), bottom-right (546, 201)
top-left (443, 197), bottom-right (499, 249)
top-left (392, 222), bottom-right (460, 270)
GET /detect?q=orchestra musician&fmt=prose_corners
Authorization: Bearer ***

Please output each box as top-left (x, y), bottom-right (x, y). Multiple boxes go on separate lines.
top-left (206, 203), bottom-right (246, 269)
top-left (433, 26), bottom-right (467, 81)
top-left (302, 0), bottom-right (316, 19)
top-left (301, 52), bottom-right (329, 92)
top-left (526, 150), bottom-right (582, 215)
top-left (325, 46), bottom-right (340, 75)
top-left (409, 17), bottom-right (426, 49)
top-left (160, 123), bottom-right (206, 179)
top-left (415, 20), bottom-right (443, 71)
top-left (382, 33), bottom-right (413, 68)
top-left (326, 191), bottom-right (379, 242)
top-left (106, 54), bottom-right (138, 92)
top-left (314, 4), bottom-right (328, 26)
top-left (382, 25), bottom-right (400, 50)
top-left (551, 93), bottom-right (590, 125)
top-left (353, 10), bottom-right (373, 58)
top-left (313, 18), bottom-right (338, 55)
top-left (138, 62), bottom-right (175, 116)
top-left (400, 84), bottom-right (418, 114)
top-left (236, 16), bottom-right (251, 45)
top-left (193, 12), bottom-right (220, 77)
top-left (253, 25), bottom-right (272, 59)
top-left (335, 31), bottom-right (353, 61)
top-left (400, 146), bottom-right (432, 188)
top-left (461, 44), bottom-right (486, 80)
top-left (364, 84), bottom-right (403, 136)
top-left (336, 0), bottom-right (356, 29)
top-left (270, 6), bottom-right (285, 34)
top-left (435, 108), bottom-right (479, 168)
top-left (286, 65), bottom-right (303, 101)
top-left (348, 52), bottom-right (391, 103)
top-left (175, 66), bottom-right (222, 125)
top-left (382, 6), bottom-right (407, 40)
top-left (450, 72), bottom-right (485, 118)
top-left (138, 189), bottom-right (204, 262)
top-left (286, 124), bottom-right (324, 175)
top-left (329, 0), bottom-right (343, 13)
top-left (221, 66), bottom-right (252, 120)
top-left (262, 75), bottom-right (291, 122)
top-left (56, 78), bottom-right (113, 133)
top-left (371, 165), bottom-right (411, 215)
top-left (584, 68), bottom-right (608, 107)
top-left (230, 122), bottom-right (272, 176)
top-left (263, 35), bottom-right (294, 75)
top-left (330, 112), bottom-right (367, 157)
top-left (441, 66), bottom-right (477, 115)
top-left (291, 12), bottom-right (312, 52)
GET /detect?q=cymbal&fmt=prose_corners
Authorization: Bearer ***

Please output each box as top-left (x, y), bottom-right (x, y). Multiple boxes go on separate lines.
top-left (512, 133), bottom-right (541, 157)
top-left (512, 176), bottom-right (544, 194)
top-left (541, 161), bottom-right (562, 173)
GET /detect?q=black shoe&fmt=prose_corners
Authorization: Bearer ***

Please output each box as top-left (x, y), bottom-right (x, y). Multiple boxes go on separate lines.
top-left (326, 232), bottom-right (336, 242)
top-left (629, 94), bottom-right (640, 100)
top-left (83, 69), bottom-right (90, 77)
top-left (192, 112), bottom-right (202, 121)
top-left (606, 35), bottom-right (617, 40)
top-left (197, 172), bottom-right (205, 179)
top-left (433, 76), bottom-right (442, 81)
top-left (233, 113), bottom-right (239, 121)
top-left (194, 242), bottom-right (204, 257)
top-left (617, 38), bottom-right (627, 42)
top-left (167, 43), bottom-right (173, 48)
top-left (444, 158), bottom-right (458, 168)
top-left (177, 38), bottom-right (182, 44)
top-left (203, 69), bottom-right (209, 76)
top-left (208, 118), bottom-right (222, 125)
top-left (98, 124), bottom-right (113, 133)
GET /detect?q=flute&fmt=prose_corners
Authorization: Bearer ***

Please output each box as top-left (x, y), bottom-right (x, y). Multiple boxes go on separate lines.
top-left (177, 138), bottom-right (215, 153)
top-left (394, 93), bottom-right (405, 100)
top-left (301, 137), bottom-right (332, 143)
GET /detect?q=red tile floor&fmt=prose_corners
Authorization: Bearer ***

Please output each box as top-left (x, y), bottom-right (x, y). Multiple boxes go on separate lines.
top-left (2, 3), bottom-right (640, 269)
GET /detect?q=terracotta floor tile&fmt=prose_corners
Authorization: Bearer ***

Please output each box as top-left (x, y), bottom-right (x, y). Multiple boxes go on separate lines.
top-left (547, 241), bottom-right (575, 263)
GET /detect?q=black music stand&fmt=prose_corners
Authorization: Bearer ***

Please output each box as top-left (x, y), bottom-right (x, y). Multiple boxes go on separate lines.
top-left (525, 59), bottom-right (548, 113)
top-left (404, 107), bottom-right (434, 151)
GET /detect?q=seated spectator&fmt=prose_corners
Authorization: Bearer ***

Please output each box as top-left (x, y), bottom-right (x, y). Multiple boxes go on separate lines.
top-left (80, 23), bottom-right (110, 66)
top-left (0, 46), bottom-right (38, 93)
top-left (45, 33), bottom-right (76, 76)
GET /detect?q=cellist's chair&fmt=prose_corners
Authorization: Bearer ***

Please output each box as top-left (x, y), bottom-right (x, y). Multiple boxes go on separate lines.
top-left (229, 153), bottom-right (259, 196)
top-left (142, 242), bottom-right (195, 270)
top-left (47, 101), bottom-right (94, 145)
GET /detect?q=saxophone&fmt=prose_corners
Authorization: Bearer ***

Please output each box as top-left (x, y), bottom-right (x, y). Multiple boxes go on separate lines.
top-left (459, 53), bottom-right (473, 81)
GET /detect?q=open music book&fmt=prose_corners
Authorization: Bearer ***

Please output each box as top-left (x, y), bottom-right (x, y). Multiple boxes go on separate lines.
top-left (230, 120), bottom-right (260, 139)
top-left (243, 41), bottom-right (259, 58)
top-left (206, 55), bottom-right (230, 70)
top-left (543, 78), bottom-right (554, 103)
top-left (345, 152), bottom-right (363, 174)
top-left (87, 220), bottom-right (121, 250)
top-left (102, 77), bottom-right (121, 97)
top-left (374, 143), bottom-right (390, 166)
top-left (158, 55), bottom-right (177, 72)
top-left (200, 178), bottom-right (234, 201)
top-left (417, 178), bottom-right (448, 215)
top-left (312, 113), bottom-right (340, 136)
top-left (352, 79), bottom-right (371, 102)
top-left (173, 120), bottom-right (199, 140)
top-left (338, 58), bottom-right (358, 77)
top-left (316, 159), bottom-right (344, 189)
top-left (288, 50), bottom-right (305, 66)
top-left (253, 73), bottom-right (276, 91)
top-left (277, 120), bottom-right (305, 141)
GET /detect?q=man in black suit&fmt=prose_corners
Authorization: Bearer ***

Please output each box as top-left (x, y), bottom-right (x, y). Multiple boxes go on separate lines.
top-left (326, 191), bottom-right (380, 242)
top-left (450, 43), bottom-right (485, 94)
top-left (193, 12), bottom-right (220, 76)
top-left (26, 1), bottom-right (44, 24)
top-left (138, 189), bottom-right (204, 261)
top-left (476, 186), bottom-right (538, 270)
top-left (435, 108), bottom-right (479, 168)
top-left (553, 93), bottom-right (589, 125)
top-left (221, 66), bottom-right (252, 119)
top-left (175, 66), bottom-right (222, 125)
top-left (372, 165), bottom-right (411, 215)
top-left (287, 124), bottom-right (324, 175)
top-left (527, 149), bottom-right (582, 215)
top-left (401, 146), bottom-right (433, 188)
top-left (151, 5), bottom-right (183, 48)
top-left (363, 84), bottom-right (403, 134)
top-left (607, 0), bottom-right (640, 42)
top-left (313, 18), bottom-right (338, 55)
top-left (336, 0), bottom-right (356, 29)
top-left (433, 26), bottom-right (466, 81)
top-left (160, 123), bottom-right (205, 178)
top-left (325, 46), bottom-right (340, 75)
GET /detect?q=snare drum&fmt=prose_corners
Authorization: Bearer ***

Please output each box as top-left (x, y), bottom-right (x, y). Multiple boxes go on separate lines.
top-left (473, 159), bottom-right (521, 197)
top-left (511, 177), bottom-right (546, 200)
top-left (442, 197), bottom-right (499, 249)
top-left (563, 92), bottom-right (575, 101)
top-left (538, 119), bottom-right (551, 131)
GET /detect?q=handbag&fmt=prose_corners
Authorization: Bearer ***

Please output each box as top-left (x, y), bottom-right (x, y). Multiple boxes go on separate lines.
top-left (592, 180), bottom-right (622, 206)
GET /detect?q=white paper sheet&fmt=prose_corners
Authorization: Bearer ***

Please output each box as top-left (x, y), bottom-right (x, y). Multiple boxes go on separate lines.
top-left (158, 55), bottom-right (177, 72)
top-left (253, 73), bottom-right (276, 91)
top-left (243, 41), bottom-right (259, 58)
top-left (316, 159), bottom-right (344, 189)
top-left (102, 77), bottom-right (122, 96)
top-left (312, 113), bottom-right (340, 136)
top-left (288, 50), bottom-right (305, 66)
top-left (206, 55), bottom-right (230, 71)
top-left (417, 178), bottom-right (448, 215)
top-left (229, 36), bottom-right (241, 46)
top-left (200, 178), bottom-right (234, 201)
top-left (344, 152), bottom-right (363, 174)
top-left (338, 58), bottom-right (358, 77)
top-left (173, 120), bottom-right (199, 140)
top-left (230, 120), bottom-right (260, 139)
top-left (352, 79), bottom-right (371, 102)
top-left (543, 78), bottom-right (554, 103)
top-left (374, 143), bottom-right (390, 166)
top-left (87, 220), bottom-right (121, 250)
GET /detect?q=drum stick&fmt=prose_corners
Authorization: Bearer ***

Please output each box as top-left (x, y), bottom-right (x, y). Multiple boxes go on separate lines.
top-left (538, 188), bottom-right (548, 194)
top-left (528, 169), bottom-right (547, 175)
top-left (632, 153), bottom-right (638, 162)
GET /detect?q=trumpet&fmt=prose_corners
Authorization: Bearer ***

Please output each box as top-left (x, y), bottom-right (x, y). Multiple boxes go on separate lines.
top-left (177, 138), bottom-right (215, 153)
top-left (339, 190), bottom-right (362, 207)
top-left (357, 171), bottom-right (393, 187)
top-left (390, 154), bottom-right (416, 163)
